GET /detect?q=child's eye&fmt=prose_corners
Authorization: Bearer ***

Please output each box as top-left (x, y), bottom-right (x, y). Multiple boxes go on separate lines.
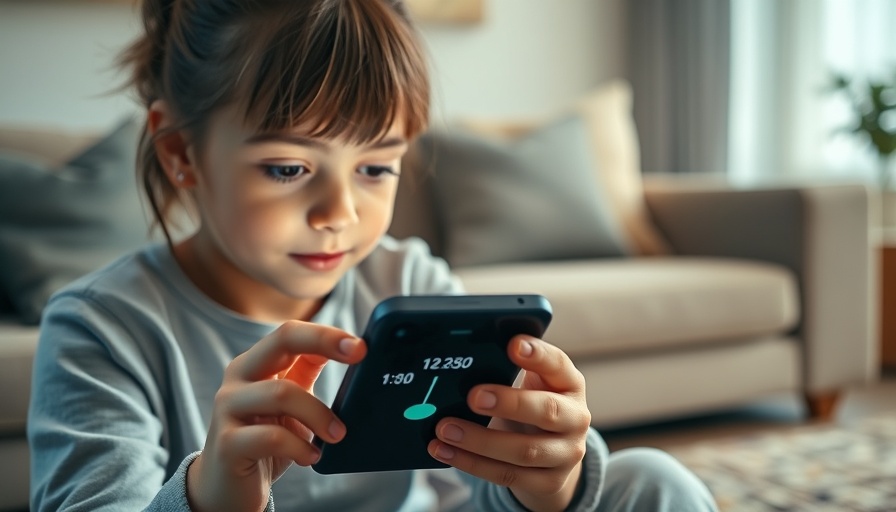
top-left (261, 164), bottom-right (307, 182)
top-left (358, 165), bottom-right (398, 178)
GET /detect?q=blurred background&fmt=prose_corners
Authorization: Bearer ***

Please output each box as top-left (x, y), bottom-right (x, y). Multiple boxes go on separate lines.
top-left (1, 2), bottom-right (895, 510)
top-left (1, 0), bottom-right (895, 186)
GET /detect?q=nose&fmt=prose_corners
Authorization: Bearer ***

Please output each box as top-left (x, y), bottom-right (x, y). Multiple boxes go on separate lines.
top-left (307, 177), bottom-right (360, 232)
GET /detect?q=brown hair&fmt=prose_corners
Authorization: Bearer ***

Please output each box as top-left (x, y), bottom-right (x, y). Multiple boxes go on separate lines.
top-left (118, 0), bottom-right (430, 243)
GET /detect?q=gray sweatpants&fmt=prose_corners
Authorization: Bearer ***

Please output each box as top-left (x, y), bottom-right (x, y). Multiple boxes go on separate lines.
top-left (598, 448), bottom-right (719, 511)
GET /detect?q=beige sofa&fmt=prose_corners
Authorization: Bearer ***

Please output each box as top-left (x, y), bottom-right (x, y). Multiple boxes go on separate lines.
top-left (391, 169), bottom-right (876, 427)
top-left (0, 97), bottom-right (876, 510)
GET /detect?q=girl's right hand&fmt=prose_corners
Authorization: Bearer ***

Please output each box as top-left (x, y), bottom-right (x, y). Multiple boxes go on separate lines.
top-left (185, 320), bottom-right (366, 512)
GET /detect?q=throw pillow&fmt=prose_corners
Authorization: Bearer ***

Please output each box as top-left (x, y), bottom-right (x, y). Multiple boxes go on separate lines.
top-left (460, 80), bottom-right (672, 256)
top-left (0, 118), bottom-right (150, 324)
top-left (420, 114), bottom-right (630, 268)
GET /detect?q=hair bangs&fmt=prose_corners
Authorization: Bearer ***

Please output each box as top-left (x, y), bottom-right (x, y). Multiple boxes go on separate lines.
top-left (241, 0), bottom-right (430, 144)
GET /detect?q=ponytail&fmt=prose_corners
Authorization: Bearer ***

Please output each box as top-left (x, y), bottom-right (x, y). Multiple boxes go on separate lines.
top-left (120, 0), bottom-right (177, 106)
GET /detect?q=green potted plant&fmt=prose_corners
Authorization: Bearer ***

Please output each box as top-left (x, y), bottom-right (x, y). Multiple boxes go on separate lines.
top-left (825, 70), bottom-right (896, 226)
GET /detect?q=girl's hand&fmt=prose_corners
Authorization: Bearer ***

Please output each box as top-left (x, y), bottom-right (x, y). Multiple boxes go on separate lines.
top-left (186, 321), bottom-right (366, 512)
top-left (428, 336), bottom-right (592, 512)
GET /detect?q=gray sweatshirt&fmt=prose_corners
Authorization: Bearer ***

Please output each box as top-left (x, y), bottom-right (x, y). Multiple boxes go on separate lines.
top-left (28, 236), bottom-right (606, 511)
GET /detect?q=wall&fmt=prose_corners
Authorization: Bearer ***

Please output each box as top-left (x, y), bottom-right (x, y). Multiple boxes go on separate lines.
top-left (0, 0), bottom-right (625, 131)
top-left (421, 0), bottom-right (625, 122)
top-left (0, 3), bottom-right (141, 130)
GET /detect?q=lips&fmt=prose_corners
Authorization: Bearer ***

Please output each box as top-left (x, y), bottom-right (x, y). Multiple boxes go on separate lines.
top-left (289, 251), bottom-right (347, 271)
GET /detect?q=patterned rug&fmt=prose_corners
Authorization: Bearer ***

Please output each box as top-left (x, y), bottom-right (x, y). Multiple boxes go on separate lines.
top-left (667, 414), bottom-right (896, 512)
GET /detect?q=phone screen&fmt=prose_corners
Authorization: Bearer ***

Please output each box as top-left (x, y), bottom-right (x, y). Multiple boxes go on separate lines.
top-left (312, 295), bottom-right (551, 474)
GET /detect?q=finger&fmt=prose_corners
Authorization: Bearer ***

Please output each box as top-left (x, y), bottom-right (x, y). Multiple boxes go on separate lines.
top-left (280, 415), bottom-right (314, 444)
top-left (508, 336), bottom-right (585, 394)
top-left (434, 418), bottom-right (579, 469)
top-left (283, 354), bottom-right (332, 390)
top-left (230, 320), bottom-right (365, 381)
top-left (219, 379), bottom-right (345, 443)
top-left (467, 386), bottom-right (591, 434)
top-left (222, 423), bottom-right (321, 467)
top-left (427, 439), bottom-right (571, 496)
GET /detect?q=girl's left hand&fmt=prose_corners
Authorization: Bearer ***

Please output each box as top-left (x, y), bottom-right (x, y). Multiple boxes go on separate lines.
top-left (427, 335), bottom-right (592, 512)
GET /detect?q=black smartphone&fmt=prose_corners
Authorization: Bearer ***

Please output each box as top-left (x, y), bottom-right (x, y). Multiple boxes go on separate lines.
top-left (311, 294), bottom-right (553, 474)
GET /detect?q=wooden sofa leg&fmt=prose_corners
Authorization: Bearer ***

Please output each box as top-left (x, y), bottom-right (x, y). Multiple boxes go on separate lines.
top-left (804, 391), bottom-right (841, 421)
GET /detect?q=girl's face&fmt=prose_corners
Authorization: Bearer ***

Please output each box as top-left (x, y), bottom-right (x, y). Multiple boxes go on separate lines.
top-left (183, 106), bottom-right (408, 321)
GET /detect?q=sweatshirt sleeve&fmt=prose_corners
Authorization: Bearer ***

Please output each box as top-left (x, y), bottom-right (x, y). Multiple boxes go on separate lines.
top-left (146, 453), bottom-right (275, 512)
top-left (145, 452), bottom-right (200, 511)
top-left (28, 293), bottom-right (191, 511)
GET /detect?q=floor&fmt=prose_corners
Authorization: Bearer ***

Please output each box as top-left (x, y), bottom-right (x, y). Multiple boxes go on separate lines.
top-left (599, 368), bottom-right (896, 453)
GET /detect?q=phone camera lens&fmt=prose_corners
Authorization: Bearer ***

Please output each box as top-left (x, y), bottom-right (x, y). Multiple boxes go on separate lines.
top-left (393, 323), bottom-right (417, 340)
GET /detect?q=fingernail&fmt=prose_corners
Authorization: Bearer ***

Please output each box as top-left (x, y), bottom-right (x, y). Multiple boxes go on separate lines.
top-left (329, 420), bottom-right (345, 440)
top-left (310, 447), bottom-right (321, 464)
top-left (519, 339), bottom-right (534, 357)
top-left (339, 338), bottom-right (357, 356)
top-left (442, 423), bottom-right (464, 442)
top-left (435, 443), bottom-right (455, 460)
top-left (476, 390), bottom-right (497, 410)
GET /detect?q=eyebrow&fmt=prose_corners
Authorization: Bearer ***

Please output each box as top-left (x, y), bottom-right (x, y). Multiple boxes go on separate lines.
top-left (244, 133), bottom-right (407, 150)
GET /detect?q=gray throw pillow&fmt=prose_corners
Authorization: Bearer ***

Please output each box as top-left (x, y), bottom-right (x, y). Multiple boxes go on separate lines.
top-left (0, 118), bottom-right (150, 324)
top-left (419, 115), bottom-right (630, 268)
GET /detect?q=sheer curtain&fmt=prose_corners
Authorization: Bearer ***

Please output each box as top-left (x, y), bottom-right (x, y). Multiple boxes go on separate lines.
top-left (728, 0), bottom-right (896, 185)
top-left (626, 0), bottom-right (731, 174)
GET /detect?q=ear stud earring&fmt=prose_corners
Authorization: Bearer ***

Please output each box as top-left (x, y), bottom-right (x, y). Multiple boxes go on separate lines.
top-left (176, 172), bottom-right (186, 182)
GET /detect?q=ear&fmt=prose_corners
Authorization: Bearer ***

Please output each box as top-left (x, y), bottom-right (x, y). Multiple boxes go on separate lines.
top-left (148, 100), bottom-right (198, 188)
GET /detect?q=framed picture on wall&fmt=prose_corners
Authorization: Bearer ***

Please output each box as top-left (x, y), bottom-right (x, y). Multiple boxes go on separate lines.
top-left (17, 0), bottom-right (486, 24)
top-left (39, 0), bottom-right (486, 24)
top-left (405, 0), bottom-right (484, 24)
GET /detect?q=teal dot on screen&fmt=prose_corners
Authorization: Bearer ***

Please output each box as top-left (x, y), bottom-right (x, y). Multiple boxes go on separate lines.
top-left (404, 403), bottom-right (436, 420)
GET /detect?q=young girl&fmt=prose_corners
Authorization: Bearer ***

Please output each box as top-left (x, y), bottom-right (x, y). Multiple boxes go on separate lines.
top-left (28, 1), bottom-right (718, 511)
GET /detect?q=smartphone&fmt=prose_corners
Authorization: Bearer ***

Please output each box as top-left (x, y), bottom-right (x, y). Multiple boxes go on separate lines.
top-left (311, 294), bottom-right (553, 474)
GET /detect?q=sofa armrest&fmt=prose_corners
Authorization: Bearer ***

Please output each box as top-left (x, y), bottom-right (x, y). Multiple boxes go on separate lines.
top-left (643, 178), bottom-right (876, 392)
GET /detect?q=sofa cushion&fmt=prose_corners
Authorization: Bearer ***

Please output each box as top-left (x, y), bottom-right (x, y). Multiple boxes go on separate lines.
top-left (0, 118), bottom-right (150, 324)
top-left (0, 319), bottom-right (39, 434)
top-left (456, 258), bottom-right (800, 356)
top-left (0, 125), bottom-right (97, 167)
top-left (420, 115), bottom-right (630, 267)
top-left (459, 80), bottom-right (671, 256)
